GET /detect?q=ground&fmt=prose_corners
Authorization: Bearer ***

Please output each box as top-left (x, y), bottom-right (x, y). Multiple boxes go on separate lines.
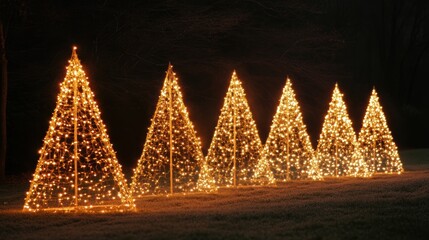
top-left (1, 149), bottom-right (428, 240)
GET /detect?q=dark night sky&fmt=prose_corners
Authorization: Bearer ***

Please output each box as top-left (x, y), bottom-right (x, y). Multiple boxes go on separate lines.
top-left (3, 0), bottom-right (429, 175)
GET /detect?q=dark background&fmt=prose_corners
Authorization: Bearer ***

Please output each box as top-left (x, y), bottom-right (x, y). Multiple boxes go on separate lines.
top-left (2, 0), bottom-right (429, 176)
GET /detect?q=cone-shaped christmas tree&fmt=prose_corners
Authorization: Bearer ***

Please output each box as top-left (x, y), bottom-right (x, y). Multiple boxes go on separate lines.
top-left (254, 79), bottom-right (321, 183)
top-left (23, 47), bottom-right (135, 212)
top-left (206, 71), bottom-right (263, 187)
top-left (197, 160), bottom-right (218, 192)
top-left (131, 64), bottom-right (215, 196)
top-left (357, 89), bottom-right (403, 174)
top-left (316, 84), bottom-right (363, 177)
top-left (348, 148), bottom-right (371, 177)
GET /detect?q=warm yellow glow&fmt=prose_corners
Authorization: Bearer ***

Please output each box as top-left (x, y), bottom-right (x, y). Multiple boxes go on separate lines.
top-left (206, 71), bottom-right (263, 187)
top-left (357, 89), bottom-right (403, 174)
top-left (197, 158), bottom-right (218, 192)
top-left (23, 47), bottom-right (135, 212)
top-left (131, 64), bottom-right (216, 196)
top-left (316, 84), bottom-right (369, 177)
top-left (254, 79), bottom-right (322, 183)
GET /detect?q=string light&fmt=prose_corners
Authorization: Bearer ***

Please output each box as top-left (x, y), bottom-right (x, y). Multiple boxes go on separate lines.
top-left (23, 47), bottom-right (135, 212)
top-left (316, 84), bottom-right (367, 177)
top-left (357, 89), bottom-right (403, 174)
top-left (254, 78), bottom-right (322, 183)
top-left (131, 64), bottom-right (215, 196)
top-left (348, 148), bottom-right (371, 177)
top-left (206, 71), bottom-right (263, 187)
top-left (197, 158), bottom-right (218, 192)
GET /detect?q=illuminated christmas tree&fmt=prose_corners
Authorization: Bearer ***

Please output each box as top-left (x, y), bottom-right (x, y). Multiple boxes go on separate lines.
top-left (254, 79), bottom-right (321, 183)
top-left (206, 71), bottom-right (263, 186)
top-left (316, 84), bottom-right (361, 177)
top-left (23, 47), bottom-right (135, 212)
top-left (348, 148), bottom-right (371, 177)
top-left (196, 159), bottom-right (218, 192)
top-left (131, 64), bottom-right (215, 196)
top-left (357, 89), bottom-right (403, 174)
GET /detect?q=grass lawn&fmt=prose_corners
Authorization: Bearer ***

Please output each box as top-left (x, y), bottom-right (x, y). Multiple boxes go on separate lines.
top-left (1, 149), bottom-right (428, 239)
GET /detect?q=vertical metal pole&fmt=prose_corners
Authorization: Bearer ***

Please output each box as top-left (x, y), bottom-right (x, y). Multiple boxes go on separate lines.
top-left (233, 105), bottom-right (237, 187)
top-left (73, 72), bottom-right (79, 208)
top-left (285, 133), bottom-right (290, 181)
top-left (232, 80), bottom-right (237, 187)
top-left (169, 70), bottom-right (174, 194)
top-left (285, 90), bottom-right (290, 181)
top-left (335, 140), bottom-right (338, 177)
top-left (373, 138), bottom-right (377, 173)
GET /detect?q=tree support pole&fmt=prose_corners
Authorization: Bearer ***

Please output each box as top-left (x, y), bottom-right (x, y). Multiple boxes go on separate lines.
top-left (73, 65), bottom-right (79, 208)
top-left (168, 68), bottom-right (174, 194)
